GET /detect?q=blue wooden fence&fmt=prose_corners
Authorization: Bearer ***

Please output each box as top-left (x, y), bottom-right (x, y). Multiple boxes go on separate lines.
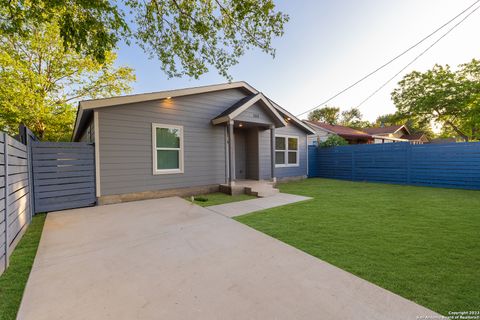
top-left (308, 142), bottom-right (480, 190)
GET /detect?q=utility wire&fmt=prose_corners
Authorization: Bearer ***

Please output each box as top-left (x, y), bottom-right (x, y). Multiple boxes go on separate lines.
top-left (356, 4), bottom-right (480, 108)
top-left (296, 0), bottom-right (480, 117)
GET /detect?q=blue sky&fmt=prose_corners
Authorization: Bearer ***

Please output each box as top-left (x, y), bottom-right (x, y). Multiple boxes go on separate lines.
top-left (115, 0), bottom-right (480, 122)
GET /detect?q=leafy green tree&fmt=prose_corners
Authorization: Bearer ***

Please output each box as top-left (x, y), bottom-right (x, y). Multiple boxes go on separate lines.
top-left (0, 21), bottom-right (135, 141)
top-left (308, 106), bottom-right (340, 124)
top-left (340, 107), bottom-right (371, 129)
top-left (319, 135), bottom-right (348, 148)
top-left (374, 112), bottom-right (434, 138)
top-left (340, 108), bottom-right (362, 125)
top-left (1, 0), bottom-right (288, 79)
top-left (392, 59), bottom-right (480, 141)
top-left (309, 106), bottom-right (370, 129)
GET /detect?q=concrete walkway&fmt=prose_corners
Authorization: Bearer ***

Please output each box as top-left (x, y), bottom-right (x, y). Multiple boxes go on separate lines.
top-left (18, 197), bottom-right (439, 320)
top-left (207, 192), bottom-right (312, 217)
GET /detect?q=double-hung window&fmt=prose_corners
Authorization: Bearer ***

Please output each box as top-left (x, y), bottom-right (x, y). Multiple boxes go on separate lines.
top-left (275, 135), bottom-right (299, 167)
top-left (152, 123), bottom-right (184, 174)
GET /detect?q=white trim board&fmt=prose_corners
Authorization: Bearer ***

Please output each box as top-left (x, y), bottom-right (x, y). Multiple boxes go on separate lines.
top-left (94, 110), bottom-right (101, 197)
top-left (152, 123), bottom-right (185, 175)
top-left (274, 134), bottom-right (300, 168)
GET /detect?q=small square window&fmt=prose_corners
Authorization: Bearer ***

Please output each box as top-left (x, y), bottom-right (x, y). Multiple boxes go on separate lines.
top-left (288, 152), bottom-right (297, 164)
top-left (275, 151), bottom-right (285, 165)
top-left (275, 137), bottom-right (286, 150)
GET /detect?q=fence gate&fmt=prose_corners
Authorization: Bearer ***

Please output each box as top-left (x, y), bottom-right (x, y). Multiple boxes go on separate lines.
top-left (31, 141), bottom-right (96, 213)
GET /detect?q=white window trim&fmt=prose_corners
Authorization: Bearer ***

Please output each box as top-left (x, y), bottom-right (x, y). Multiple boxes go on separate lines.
top-left (275, 134), bottom-right (300, 168)
top-left (152, 123), bottom-right (184, 175)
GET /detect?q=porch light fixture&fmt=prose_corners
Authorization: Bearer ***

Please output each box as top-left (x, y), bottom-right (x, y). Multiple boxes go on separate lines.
top-left (165, 96), bottom-right (172, 100)
top-left (286, 117), bottom-right (291, 121)
top-left (239, 123), bottom-right (243, 127)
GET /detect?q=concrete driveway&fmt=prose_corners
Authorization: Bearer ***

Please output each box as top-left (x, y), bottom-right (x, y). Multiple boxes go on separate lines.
top-left (18, 197), bottom-right (438, 320)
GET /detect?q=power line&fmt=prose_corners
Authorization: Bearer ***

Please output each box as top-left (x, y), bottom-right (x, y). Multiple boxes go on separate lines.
top-left (356, 4), bottom-right (480, 108)
top-left (295, 0), bottom-right (480, 117)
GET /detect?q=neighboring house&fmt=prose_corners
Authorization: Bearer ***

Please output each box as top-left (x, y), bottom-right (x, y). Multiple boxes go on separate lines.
top-left (304, 121), bottom-right (373, 145)
top-left (72, 81), bottom-right (315, 204)
top-left (401, 133), bottom-right (429, 144)
top-left (363, 125), bottom-right (410, 144)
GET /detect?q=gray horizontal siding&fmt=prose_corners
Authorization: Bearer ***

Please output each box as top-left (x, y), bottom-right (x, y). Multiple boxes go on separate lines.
top-left (98, 88), bottom-right (249, 196)
top-left (258, 123), bottom-right (308, 179)
top-left (258, 128), bottom-right (272, 180)
top-left (234, 102), bottom-right (275, 125)
top-left (275, 124), bottom-right (308, 178)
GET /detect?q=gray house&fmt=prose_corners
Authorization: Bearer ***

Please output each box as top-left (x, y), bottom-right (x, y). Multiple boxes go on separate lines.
top-left (72, 82), bottom-right (314, 204)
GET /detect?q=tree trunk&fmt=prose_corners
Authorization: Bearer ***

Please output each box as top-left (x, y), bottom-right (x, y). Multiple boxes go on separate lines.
top-left (445, 120), bottom-right (469, 142)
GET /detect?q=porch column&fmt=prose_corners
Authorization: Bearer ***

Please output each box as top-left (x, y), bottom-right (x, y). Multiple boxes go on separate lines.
top-left (228, 120), bottom-right (235, 185)
top-left (270, 125), bottom-right (276, 182)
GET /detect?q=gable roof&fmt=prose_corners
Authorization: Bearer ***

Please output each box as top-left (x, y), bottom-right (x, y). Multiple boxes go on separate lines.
top-left (401, 133), bottom-right (428, 141)
top-left (211, 93), bottom-right (287, 127)
top-left (304, 121), bottom-right (372, 140)
top-left (73, 81), bottom-right (314, 140)
top-left (364, 125), bottom-right (410, 135)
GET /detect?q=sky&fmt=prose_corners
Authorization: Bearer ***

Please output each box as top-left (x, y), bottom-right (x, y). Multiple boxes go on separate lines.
top-left (115, 0), bottom-right (480, 123)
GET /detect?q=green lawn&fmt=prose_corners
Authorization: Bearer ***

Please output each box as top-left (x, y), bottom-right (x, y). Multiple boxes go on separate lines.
top-left (0, 214), bottom-right (46, 320)
top-left (236, 178), bottom-right (480, 315)
top-left (188, 192), bottom-right (256, 207)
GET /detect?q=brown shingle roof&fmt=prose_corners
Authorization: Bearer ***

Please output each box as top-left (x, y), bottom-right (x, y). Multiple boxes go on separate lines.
top-left (305, 121), bottom-right (372, 139)
top-left (363, 125), bottom-right (405, 135)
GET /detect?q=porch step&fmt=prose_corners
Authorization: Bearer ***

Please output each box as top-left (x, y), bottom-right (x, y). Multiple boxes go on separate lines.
top-left (220, 180), bottom-right (279, 198)
top-left (244, 185), bottom-right (279, 198)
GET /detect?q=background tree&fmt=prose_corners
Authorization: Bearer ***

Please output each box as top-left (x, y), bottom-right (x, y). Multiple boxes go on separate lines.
top-left (1, 0), bottom-right (288, 79)
top-left (340, 107), bottom-right (371, 129)
top-left (374, 112), bottom-right (434, 138)
top-left (392, 59), bottom-right (480, 141)
top-left (308, 106), bottom-right (340, 124)
top-left (308, 106), bottom-right (371, 129)
top-left (0, 21), bottom-right (135, 141)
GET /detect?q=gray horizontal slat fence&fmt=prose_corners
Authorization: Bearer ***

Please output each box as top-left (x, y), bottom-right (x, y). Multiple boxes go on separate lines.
top-left (31, 141), bottom-right (96, 213)
top-left (308, 142), bottom-right (480, 190)
top-left (1, 131), bottom-right (33, 276)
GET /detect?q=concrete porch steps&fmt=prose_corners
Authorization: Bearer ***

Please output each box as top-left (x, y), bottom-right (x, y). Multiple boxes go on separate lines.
top-left (220, 180), bottom-right (280, 198)
top-left (244, 185), bottom-right (279, 198)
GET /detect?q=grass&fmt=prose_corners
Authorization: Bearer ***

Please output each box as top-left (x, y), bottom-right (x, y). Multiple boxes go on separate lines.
top-left (0, 214), bottom-right (46, 320)
top-left (236, 178), bottom-right (480, 315)
top-left (188, 192), bottom-right (256, 207)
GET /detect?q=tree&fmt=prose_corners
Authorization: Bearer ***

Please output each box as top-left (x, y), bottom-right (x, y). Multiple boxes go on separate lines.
top-left (1, 0), bottom-right (288, 79)
top-left (0, 21), bottom-right (135, 141)
top-left (309, 106), bottom-right (371, 129)
top-left (340, 107), bottom-right (371, 129)
top-left (374, 112), bottom-right (434, 138)
top-left (308, 106), bottom-right (340, 124)
top-left (340, 108), bottom-right (362, 125)
top-left (392, 59), bottom-right (480, 141)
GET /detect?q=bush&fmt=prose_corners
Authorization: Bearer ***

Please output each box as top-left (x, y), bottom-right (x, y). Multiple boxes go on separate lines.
top-left (319, 135), bottom-right (348, 147)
